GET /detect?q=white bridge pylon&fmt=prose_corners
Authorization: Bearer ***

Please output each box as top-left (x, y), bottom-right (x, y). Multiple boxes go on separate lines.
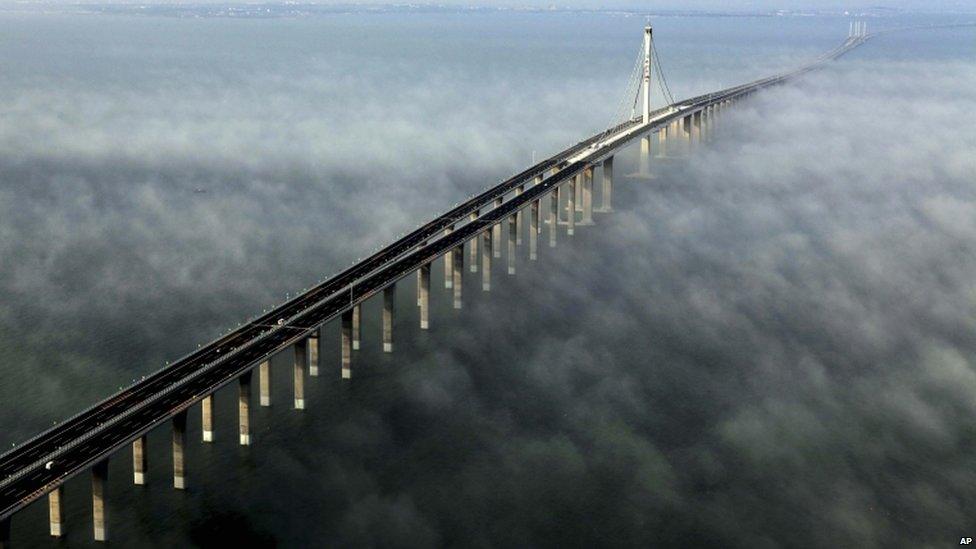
top-left (642, 24), bottom-right (653, 125)
top-left (570, 25), bottom-right (679, 165)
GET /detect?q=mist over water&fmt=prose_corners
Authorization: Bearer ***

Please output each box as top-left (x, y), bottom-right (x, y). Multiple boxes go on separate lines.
top-left (1, 10), bottom-right (975, 548)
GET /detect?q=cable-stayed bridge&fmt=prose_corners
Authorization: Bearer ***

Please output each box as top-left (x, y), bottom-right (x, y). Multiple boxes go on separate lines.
top-left (0, 23), bottom-right (872, 546)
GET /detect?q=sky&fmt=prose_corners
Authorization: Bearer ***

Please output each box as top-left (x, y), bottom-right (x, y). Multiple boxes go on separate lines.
top-left (1, 9), bottom-right (975, 548)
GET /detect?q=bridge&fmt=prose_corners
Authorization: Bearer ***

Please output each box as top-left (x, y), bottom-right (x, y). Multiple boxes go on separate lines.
top-left (0, 22), bottom-right (872, 546)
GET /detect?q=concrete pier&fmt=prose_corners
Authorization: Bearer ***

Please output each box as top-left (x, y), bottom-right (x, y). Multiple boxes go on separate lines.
top-left (341, 309), bottom-right (352, 379)
top-left (671, 119), bottom-right (682, 155)
top-left (507, 215), bottom-right (517, 275)
top-left (529, 199), bottom-right (539, 260)
top-left (469, 212), bottom-right (479, 273)
top-left (515, 185), bottom-right (524, 245)
top-left (482, 229), bottom-right (492, 291)
top-left (443, 226), bottom-right (453, 289)
top-left (555, 183), bottom-right (565, 224)
top-left (657, 127), bottom-right (667, 158)
top-left (452, 244), bottom-right (463, 309)
top-left (419, 263), bottom-right (430, 329)
top-left (239, 370), bottom-right (251, 445)
top-left (259, 360), bottom-right (271, 407)
top-left (581, 167), bottom-right (594, 225)
top-left (492, 198), bottom-right (502, 258)
top-left (598, 157), bottom-right (614, 212)
top-left (352, 304), bottom-right (361, 351)
top-left (201, 395), bottom-right (213, 442)
top-left (567, 177), bottom-right (576, 236)
top-left (383, 285), bottom-right (395, 352)
top-left (548, 191), bottom-right (557, 247)
top-left (91, 459), bottom-right (108, 542)
top-left (172, 410), bottom-right (187, 490)
top-left (702, 106), bottom-right (711, 141)
top-left (48, 486), bottom-right (63, 537)
top-left (293, 339), bottom-right (306, 409)
top-left (308, 329), bottom-right (319, 377)
top-left (574, 173), bottom-right (583, 212)
top-left (132, 435), bottom-right (147, 485)
top-left (692, 111), bottom-right (702, 144)
top-left (639, 135), bottom-right (651, 176)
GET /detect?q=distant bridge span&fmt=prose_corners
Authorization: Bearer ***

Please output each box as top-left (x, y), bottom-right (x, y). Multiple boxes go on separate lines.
top-left (0, 24), bottom-right (872, 545)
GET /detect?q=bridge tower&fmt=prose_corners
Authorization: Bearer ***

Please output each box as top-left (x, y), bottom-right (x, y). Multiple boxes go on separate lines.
top-left (637, 24), bottom-right (656, 178)
top-left (642, 25), bottom-right (653, 125)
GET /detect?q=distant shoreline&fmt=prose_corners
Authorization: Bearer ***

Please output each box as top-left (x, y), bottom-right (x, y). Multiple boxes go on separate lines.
top-left (1, 4), bottom-right (972, 20)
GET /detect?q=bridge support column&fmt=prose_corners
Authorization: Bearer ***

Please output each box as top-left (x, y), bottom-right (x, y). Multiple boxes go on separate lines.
top-left (507, 214), bottom-right (517, 275)
top-left (239, 370), bottom-right (251, 445)
top-left (443, 226), bottom-right (453, 289)
top-left (416, 262), bottom-right (422, 307)
top-left (692, 111), bottom-right (702, 144)
top-left (132, 435), bottom-right (147, 485)
top-left (581, 167), bottom-right (594, 225)
top-left (49, 486), bottom-right (63, 537)
top-left (383, 285), bottom-right (395, 352)
top-left (555, 183), bottom-right (565, 224)
top-left (259, 360), bottom-right (272, 407)
top-left (700, 108), bottom-right (709, 142)
top-left (639, 135), bottom-right (651, 176)
top-left (515, 185), bottom-right (524, 245)
top-left (657, 128), bottom-right (666, 158)
top-left (352, 304), bottom-right (361, 351)
top-left (469, 212), bottom-right (479, 273)
top-left (294, 339), bottom-right (306, 408)
top-left (574, 173), bottom-right (583, 212)
top-left (309, 329), bottom-right (319, 377)
top-left (452, 244), bottom-right (463, 309)
top-left (482, 229), bottom-right (492, 291)
top-left (598, 157), bottom-right (614, 212)
top-left (567, 178), bottom-right (576, 236)
top-left (672, 119), bottom-right (682, 155)
top-left (201, 395), bottom-right (213, 442)
top-left (0, 517), bottom-right (9, 549)
top-left (341, 309), bottom-right (353, 379)
top-left (548, 191), bottom-right (557, 247)
top-left (529, 199), bottom-right (539, 260)
top-left (91, 459), bottom-right (108, 542)
top-left (419, 263), bottom-right (430, 329)
top-left (710, 105), bottom-right (716, 137)
top-left (492, 198), bottom-right (502, 258)
top-left (172, 410), bottom-right (187, 489)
